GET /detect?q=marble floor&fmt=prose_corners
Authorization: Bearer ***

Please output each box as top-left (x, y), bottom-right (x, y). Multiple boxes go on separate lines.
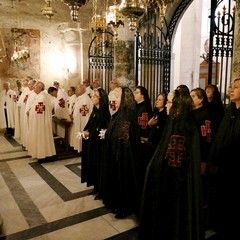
top-left (0, 131), bottom-right (139, 240)
top-left (0, 130), bottom-right (217, 240)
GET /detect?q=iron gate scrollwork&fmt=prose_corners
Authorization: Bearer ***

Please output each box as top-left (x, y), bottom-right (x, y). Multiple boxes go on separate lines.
top-left (136, 8), bottom-right (171, 107)
top-left (208, 0), bottom-right (235, 105)
top-left (88, 31), bottom-right (114, 91)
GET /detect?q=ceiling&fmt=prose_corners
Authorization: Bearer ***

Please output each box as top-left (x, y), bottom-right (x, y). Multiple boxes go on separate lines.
top-left (0, 0), bottom-right (107, 31)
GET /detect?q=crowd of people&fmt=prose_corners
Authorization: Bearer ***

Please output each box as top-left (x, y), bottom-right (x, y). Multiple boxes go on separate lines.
top-left (0, 76), bottom-right (239, 240)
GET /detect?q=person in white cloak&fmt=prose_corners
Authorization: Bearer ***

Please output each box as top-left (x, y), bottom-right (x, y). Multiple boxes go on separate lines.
top-left (108, 78), bottom-right (119, 116)
top-left (27, 81), bottom-right (56, 160)
top-left (14, 79), bottom-right (36, 147)
top-left (69, 84), bottom-right (93, 153)
top-left (83, 79), bottom-right (93, 99)
top-left (67, 86), bottom-right (77, 115)
top-left (52, 81), bottom-right (70, 138)
top-left (0, 82), bottom-right (17, 135)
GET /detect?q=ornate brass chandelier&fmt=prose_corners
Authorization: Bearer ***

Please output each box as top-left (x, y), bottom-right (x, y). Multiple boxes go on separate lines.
top-left (89, 0), bottom-right (106, 34)
top-left (41, 0), bottom-right (89, 22)
top-left (119, 0), bottom-right (176, 31)
top-left (106, 0), bottom-right (125, 39)
top-left (41, 0), bottom-right (57, 21)
top-left (62, 0), bottom-right (89, 21)
top-left (119, 0), bottom-right (147, 31)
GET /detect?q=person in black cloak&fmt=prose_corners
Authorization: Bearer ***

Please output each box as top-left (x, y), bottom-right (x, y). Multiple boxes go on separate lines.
top-left (137, 89), bottom-right (204, 240)
top-left (208, 78), bottom-right (240, 240)
top-left (134, 86), bottom-right (153, 184)
top-left (147, 92), bottom-right (167, 155)
top-left (205, 84), bottom-right (225, 140)
top-left (101, 86), bottom-right (141, 219)
top-left (190, 87), bottom-right (212, 233)
top-left (79, 88), bottom-right (111, 198)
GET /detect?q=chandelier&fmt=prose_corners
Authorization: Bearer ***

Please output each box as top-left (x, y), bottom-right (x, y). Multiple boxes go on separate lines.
top-left (106, 0), bottom-right (125, 40)
top-left (62, 0), bottom-right (89, 22)
top-left (89, 0), bottom-right (106, 34)
top-left (41, 0), bottom-right (57, 21)
top-left (119, 0), bottom-right (176, 31)
top-left (146, 0), bottom-right (176, 27)
top-left (119, 0), bottom-right (147, 31)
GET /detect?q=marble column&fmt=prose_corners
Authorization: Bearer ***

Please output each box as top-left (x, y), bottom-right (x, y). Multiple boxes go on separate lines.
top-left (113, 25), bottom-right (135, 87)
top-left (58, 23), bottom-right (85, 88)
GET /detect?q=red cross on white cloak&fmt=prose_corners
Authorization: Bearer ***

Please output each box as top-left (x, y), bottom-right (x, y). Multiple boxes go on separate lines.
top-left (109, 100), bottom-right (117, 111)
top-left (80, 104), bottom-right (89, 116)
top-left (23, 95), bottom-right (29, 104)
top-left (58, 98), bottom-right (65, 108)
top-left (35, 102), bottom-right (45, 114)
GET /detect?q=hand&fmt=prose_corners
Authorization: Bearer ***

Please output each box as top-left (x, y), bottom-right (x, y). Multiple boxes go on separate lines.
top-left (76, 131), bottom-right (84, 139)
top-left (99, 129), bottom-right (107, 139)
top-left (148, 116), bottom-right (158, 126)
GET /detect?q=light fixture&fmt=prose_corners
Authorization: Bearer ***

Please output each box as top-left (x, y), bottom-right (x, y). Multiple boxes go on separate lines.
top-left (119, 0), bottom-right (147, 32)
top-left (106, 0), bottom-right (125, 40)
top-left (62, 0), bottom-right (89, 22)
top-left (41, 0), bottom-right (57, 21)
top-left (147, 0), bottom-right (176, 27)
top-left (89, 0), bottom-right (106, 34)
top-left (119, 0), bottom-right (176, 30)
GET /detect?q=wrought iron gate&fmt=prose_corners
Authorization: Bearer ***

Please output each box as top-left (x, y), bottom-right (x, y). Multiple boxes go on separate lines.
top-left (136, 9), bottom-right (171, 106)
top-left (208, 0), bottom-right (235, 105)
top-left (88, 31), bottom-right (114, 91)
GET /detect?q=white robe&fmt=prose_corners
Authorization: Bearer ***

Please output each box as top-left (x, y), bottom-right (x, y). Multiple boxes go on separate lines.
top-left (0, 89), bottom-right (17, 129)
top-left (68, 94), bottom-right (77, 115)
top-left (27, 91), bottom-right (56, 159)
top-left (14, 88), bottom-right (31, 143)
top-left (69, 93), bottom-right (93, 153)
top-left (53, 88), bottom-right (70, 138)
top-left (86, 86), bottom-right (93, 99)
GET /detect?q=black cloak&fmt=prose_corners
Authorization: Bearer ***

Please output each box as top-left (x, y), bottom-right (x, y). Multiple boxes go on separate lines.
top-left (138, 113), bottom-right (203, 240)
top-left (81, 88), bottom-right (110, 193)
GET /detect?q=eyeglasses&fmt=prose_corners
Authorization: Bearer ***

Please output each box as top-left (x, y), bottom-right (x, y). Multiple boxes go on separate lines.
top-left (110, 81), bottom-right (117, 84)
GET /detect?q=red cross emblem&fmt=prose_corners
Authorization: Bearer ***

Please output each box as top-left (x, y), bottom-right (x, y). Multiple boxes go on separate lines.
top-left (109, 100), bottom-right (116, 111)
top-left (23, 95), bottom-right (28, 104)
top-left (80, 104), bottom-right (89, 116)
top-left (35, 102), bottom-right (45, 114)
top-left (201, 120), bottom-right (212, 143)
top-left (58, 98), bottom-right (65, 108)
top-left (166, 135), bottom-right (186, 167)
top-left (138, 112), bottom-right (149, 129)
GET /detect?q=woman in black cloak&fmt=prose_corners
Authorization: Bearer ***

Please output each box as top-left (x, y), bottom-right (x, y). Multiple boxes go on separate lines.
top-left (101, 86), bottom-right (141, 219)
top-left (80, 88), bottom-right (110, 198)
top-left (208, 78), bottom-right (240, 240)
top-left (138, 89), bottom-right (204, 240)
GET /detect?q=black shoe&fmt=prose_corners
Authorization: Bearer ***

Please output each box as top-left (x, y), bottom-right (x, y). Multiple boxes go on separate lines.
top-left (115, 211), bottom-right (132, 219)
top-left (111, 209), bottom-right (118, 214)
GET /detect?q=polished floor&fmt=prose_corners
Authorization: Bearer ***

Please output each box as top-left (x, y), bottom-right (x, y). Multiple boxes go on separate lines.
top-left (0, 130), bottom-right (139, 240)
top-left (0, 130), bottom-right (217, 240)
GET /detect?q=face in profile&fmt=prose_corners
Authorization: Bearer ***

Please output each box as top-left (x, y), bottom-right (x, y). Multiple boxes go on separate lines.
top-left (166, 91), bottom-right (174, 115)
top-left (113, 87), bottom-right (122, 110)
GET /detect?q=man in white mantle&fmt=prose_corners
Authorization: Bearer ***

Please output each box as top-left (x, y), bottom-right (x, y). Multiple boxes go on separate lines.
top-left (27, 81), bottom-right (56, 160)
